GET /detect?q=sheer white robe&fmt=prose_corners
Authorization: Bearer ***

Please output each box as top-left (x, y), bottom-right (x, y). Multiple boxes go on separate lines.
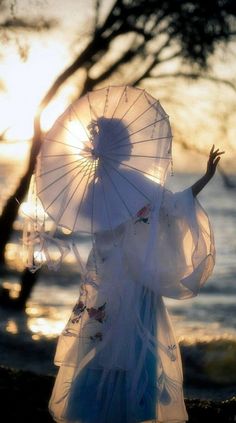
top-left (48, 187), bottom-right (215, 423)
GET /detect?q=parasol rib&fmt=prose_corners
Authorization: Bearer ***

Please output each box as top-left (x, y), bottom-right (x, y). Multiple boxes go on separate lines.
top-left (72, 160), bottom-right (96, 232)
top-left (107, 153), bottom-right (170, 160)
top-left (91, 160), bottom-right (96, 237)
top-left (103, 86), bottom-right (110, 116)
top-left (43, 137), bottom-right (89, 152)
top-left (103, 159), bottom-right (151, 202)
top-left (56, 160), bottom-right (95, 226)
top-left (101, 154), bottom-right (164, 182)
top-left (42, 159), bottom-right (94, 213)
top-left (37, 157), bottom-right (92, 196)
top-left (70, 105), bottom-right (90, 139)
top-left (105, 135), bottom-right (172, 153)
top-left (42, 153), bottom-right (92, 158)
top-left (99, 165), bottom-right (118, 246)
top-left (56, 120), bottom-right (88, 143)
top-left (115, 99), bottom-right (159, 140)
top-left (113, 116), bottom-right (168, 146)
top-left (111, 86), bottom-right (127, 119)
top-left (38, 157), bottom-right (89, 178)
top-left (101, 162), bottom-right (133, 219)
top-left (119, 90), bottom-right (144, 122)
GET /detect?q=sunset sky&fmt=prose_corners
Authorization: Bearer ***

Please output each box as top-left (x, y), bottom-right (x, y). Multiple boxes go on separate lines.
top-left (0, 0), bottom-right (236, 172)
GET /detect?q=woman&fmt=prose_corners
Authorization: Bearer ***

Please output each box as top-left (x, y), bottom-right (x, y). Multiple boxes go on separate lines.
top-left (48, 135), bottom-right (223, 422)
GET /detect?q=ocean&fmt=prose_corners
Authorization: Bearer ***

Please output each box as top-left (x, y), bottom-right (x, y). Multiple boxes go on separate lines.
top-left (0, 161), bottom-right (235, 400)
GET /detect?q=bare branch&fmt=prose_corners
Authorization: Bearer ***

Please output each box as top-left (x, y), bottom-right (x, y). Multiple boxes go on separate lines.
top-left (89, 45), bottom-right (146, 88)
top-left (93, 0), bottom-right (102, 31)
top-left (0, 17), bottom-right (55, 31)
top-left (38, 37), bottom-right (106, 111)
top-left (131, 56), bottom-right (157, 86)
top-left (97, 0), bottom-right (122, 35)
top-left (157, 49), bottom-right (182, 64)
top-left (150, 72), bottom-right (236, 93)
top-left (130, 37), bottom-right (175, 86)
top-left (0, 127), bottom-right (9, 142)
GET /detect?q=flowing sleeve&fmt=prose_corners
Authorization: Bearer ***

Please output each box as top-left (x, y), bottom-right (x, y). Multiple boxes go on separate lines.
top-left (123, 187), bottom-right (215, 300)
top-left (157, 187), bottom-right (215, 299)
top-left (21, 175), bottom-right (71, 273)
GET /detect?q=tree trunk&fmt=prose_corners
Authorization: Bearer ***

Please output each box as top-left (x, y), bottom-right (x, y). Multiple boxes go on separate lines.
top-left (0, 171), bottom-right (32, 264)
top-left (0, 33), bottom-right (104, 267)
top-left (0, 121), bottom-right (41, 265)
top-left (0, 268), bottom-right (40, 310)
top-left (0, 122), bottom-right (42, 307)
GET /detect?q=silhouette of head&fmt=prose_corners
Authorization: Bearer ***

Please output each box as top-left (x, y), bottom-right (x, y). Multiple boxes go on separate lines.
top-left (88, 117), bottom-right (132, 166)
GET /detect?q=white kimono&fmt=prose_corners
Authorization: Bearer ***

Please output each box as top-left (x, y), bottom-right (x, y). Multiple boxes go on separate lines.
top-left (48, 187), bottom-right (215, 423)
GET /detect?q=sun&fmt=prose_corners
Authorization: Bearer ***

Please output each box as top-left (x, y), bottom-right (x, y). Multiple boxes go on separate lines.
top-left (0, 39), bottom-right (69, 141)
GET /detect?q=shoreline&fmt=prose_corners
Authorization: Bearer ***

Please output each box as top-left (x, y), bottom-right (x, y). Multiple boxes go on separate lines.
top-left (1, 327), bottom-right (236, 399)
top-left (1, 365), bottom-right (235, 423)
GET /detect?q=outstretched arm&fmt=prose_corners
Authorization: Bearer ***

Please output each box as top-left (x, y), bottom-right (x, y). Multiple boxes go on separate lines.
top-left (191, 145), bottom-right (225, 197)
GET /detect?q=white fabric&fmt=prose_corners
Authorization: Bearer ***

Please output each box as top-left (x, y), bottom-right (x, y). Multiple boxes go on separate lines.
top-left (123, 187), bottom-right (215, 299)
top-left (48, 187), bottom-right (215, 423)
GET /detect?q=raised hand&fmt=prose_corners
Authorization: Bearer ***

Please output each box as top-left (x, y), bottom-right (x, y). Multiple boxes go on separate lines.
top-left (206, 145), bottom-right (225, 179)
top-left (191, 145), bottom-right (225, 197)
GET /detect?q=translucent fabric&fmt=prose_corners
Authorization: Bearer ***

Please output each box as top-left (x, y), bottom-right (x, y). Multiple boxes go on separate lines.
top-left (48, 187), bottom-right (215, 423)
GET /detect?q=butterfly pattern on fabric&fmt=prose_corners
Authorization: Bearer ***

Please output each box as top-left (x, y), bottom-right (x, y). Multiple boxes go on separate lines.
top-left (135, 204), bottom-right (151, 224)
top-left (70, 301), bottom-right (87, 324)
top-left (86, 302), bottom-right (107, 323)
top-left (68, 286), bottom-right (107, 343)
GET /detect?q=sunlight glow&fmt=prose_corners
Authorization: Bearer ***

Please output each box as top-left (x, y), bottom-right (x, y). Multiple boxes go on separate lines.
top-left (2, 281), bottom-right (21, 299)
top-left (6, 320), bottom-right (19, 335)
top-left (0, 141), bottom-right (30, 162)
top-left (19, 199), bottom-right (45, 219)
top-left (0, 40), bottom-right (68, 140)
top-left (66, 120), bottom-right (89, 148)
top-left (28, 317), bottom-right (65, 338)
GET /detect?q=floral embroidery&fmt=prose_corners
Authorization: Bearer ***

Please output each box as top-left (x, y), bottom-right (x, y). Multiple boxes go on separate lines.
top-left (73, 300), bottom-right (86, 314)
top-left (90, 331), bottom-right (103, 342)
top-left (135, 204), bottom-right (151, 224)
top-left (158, 366), bottom-right (180, 405)
top-left (71, 300), bottom-right (86, 324)
top-left (63, 328), bottom-right (76, 337)
top-left (86, 302), bottom-right (107, 323)
top-left (168, 344), bottom-right (177, 361)
top-left (70, 300), bottom-right (107, 325)
top-left (159, 384), bottom-right (172, 405)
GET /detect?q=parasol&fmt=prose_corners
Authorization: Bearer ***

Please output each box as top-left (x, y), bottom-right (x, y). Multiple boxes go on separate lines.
top-left (35, 85), bottom-right (173, 238)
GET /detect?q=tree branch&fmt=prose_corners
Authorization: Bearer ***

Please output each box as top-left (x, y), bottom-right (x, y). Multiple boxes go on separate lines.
top-left (0, 17), bottom-right (55, 31)
top-left (93, 0), bottom-right (101, 31)
top-left (150, 71), bottom-right (236, 93)
top-left (131, 56), bottom-right (157, 86)
top-left (38, 37), bottom-right (105, 111)
top-left (89, 43), bottom-right (146, 87)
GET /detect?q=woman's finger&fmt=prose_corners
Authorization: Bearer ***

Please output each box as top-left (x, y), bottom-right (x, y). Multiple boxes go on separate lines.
top-left (211, 150), bottom-right (224, 159)
top-left (211, 148), bottom-right (219, 157)
top-left (213, 151), bottom-right (225, 159)
top-left (212, 156), bottom-right (221, 167)
top-left (210, 145), bottom-right (215, 155)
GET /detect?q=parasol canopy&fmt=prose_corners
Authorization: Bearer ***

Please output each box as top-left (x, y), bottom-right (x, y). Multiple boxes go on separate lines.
top-left (35, 85), bottom-right (172, 235)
